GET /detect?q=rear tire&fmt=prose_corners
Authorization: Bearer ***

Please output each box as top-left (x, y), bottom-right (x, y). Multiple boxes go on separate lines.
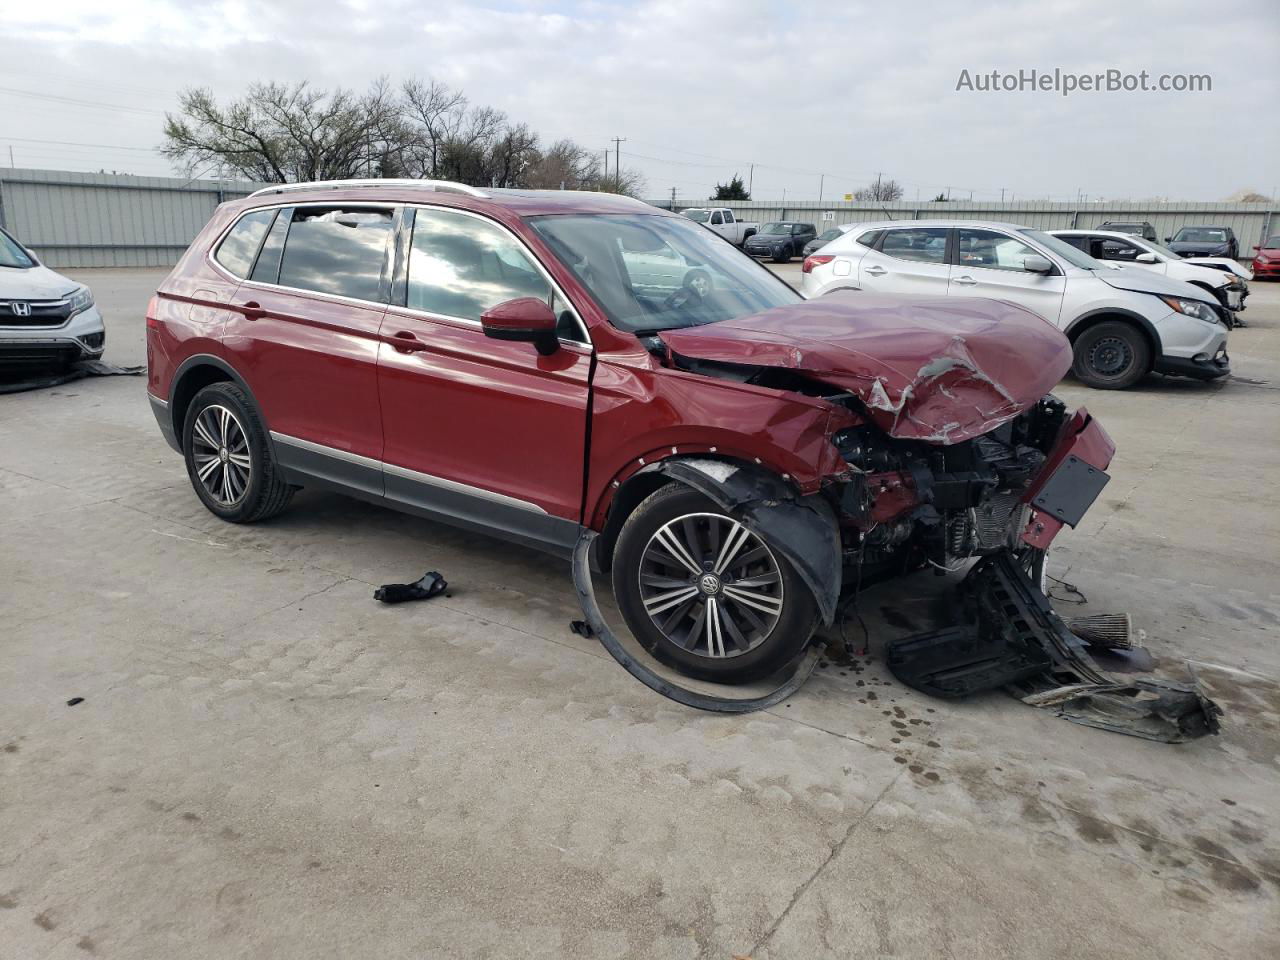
top-left (612, 484), bottom-right (819, 684)
top-left (183, 381), bottom-right (295, 523)
top-left (1071, 321), bottom-right (1150, 390)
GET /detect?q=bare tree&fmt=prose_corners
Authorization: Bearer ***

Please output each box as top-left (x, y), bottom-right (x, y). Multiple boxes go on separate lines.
top-left (855, 177), bottom-right (904, 202)
top-left (162, 80), bottom-right (402, 182)
top-left (398, 77), bottom-right (468, 178)
top-left (524, 139), bottom-right (598, 189)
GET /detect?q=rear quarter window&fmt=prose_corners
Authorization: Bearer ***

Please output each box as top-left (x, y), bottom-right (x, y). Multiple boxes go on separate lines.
top-left (214, 209), bottom-right (276, 278)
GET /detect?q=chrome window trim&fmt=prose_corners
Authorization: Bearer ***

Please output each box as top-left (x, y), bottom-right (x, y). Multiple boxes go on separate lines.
top-left (206, 201), bottom-right (399, 308)
top-left (205, 200), bottom-right (592, 347)
top-left (269, 431), bottom-right (549, 516)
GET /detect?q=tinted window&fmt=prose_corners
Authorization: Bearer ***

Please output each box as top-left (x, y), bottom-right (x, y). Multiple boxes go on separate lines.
top-left (1095, 237), bottom-right (1142, 262)
top-left (711, 212), bottom-right (724, 225)
top-left (856, 229), bottom-right (882, 248)
top-left (215, 209), bottom-right (275, 278)
top-left (956, 229), bottom-right (1041, 271)
top-left (1056, 235), bottom-right (1090, 253)
top-left (249, 207), bottom-right (290, 284)
top-left (723, 211), bottom-right (734, 223)
top-left (277, 206), bottom-right (393, 301)
top-left (407, 208), bottom-right (551, 322)
top-left (816, 229), bottom-right (842, 243)
top-left (881, 228), bottom-right (948, 263)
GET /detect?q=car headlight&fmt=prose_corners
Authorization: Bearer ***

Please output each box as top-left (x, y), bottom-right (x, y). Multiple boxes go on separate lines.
top-left (66, 285), bottom-right (94, 316)
top-left (1160, 295), bottom-right (1219, 323)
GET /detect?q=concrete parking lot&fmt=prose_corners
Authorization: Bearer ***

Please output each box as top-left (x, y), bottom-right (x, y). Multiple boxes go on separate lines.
top-left (2, 267), bottom-right (1278, 959)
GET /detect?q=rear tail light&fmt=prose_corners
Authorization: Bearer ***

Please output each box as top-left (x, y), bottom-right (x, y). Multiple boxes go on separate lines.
top-left (145, 295), bottom-right (160, 330)
top-left (802, 255), bottom-right (834, 274)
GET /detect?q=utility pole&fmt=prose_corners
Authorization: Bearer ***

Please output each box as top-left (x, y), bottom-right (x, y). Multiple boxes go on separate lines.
top-left (818, 174), bottom-right (824, 204)
top-left (669, 186), bottom-right (677, 210)
top-left (748, 163), bottom-right (754, 197)
top-left (611, 137), bottom-right (626, 193)
top-left (1000, 187), bottom-right (1005, 203)
top-left (874, 171), bottom-right (882, 200)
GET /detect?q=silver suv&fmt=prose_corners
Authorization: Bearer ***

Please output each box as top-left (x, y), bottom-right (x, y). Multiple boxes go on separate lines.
top-left (800, 220), bottom-right (1229, 389)
top-left (0, 227), bottom-right (104, 370)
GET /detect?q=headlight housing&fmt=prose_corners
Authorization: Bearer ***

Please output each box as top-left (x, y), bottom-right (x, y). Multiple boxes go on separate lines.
top-left (1160, 295), bottom-right (1220, 323)
top-left (66, 285), bottom-right (94, 317)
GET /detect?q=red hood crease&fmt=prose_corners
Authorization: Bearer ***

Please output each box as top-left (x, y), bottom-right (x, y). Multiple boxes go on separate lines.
top-left (658, 293), bottom-right (1073, 444)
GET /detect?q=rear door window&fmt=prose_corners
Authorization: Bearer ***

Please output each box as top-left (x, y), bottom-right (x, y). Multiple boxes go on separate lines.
top-left (406, 207), bottom-right (552, 323)
top-left (881, 227), bottom-right (949, 263)
top-left (277, 206), bottom-right (394, 301)
top-left (214, 209), bottom-right (276, 278)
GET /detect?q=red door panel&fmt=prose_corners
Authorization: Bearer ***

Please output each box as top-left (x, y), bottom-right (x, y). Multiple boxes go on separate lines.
top-left (223, 286), bottom-right (386, 461)
top-left (378, 308), bottom-right (590, 520)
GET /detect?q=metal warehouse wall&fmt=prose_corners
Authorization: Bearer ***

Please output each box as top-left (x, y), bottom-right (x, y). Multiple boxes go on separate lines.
top-left (702, 200), bottom-right (1279, 252)
top-left (0, 168), bottom-right (270, 269)
top-left (2, 167), bottom-right (1276, 268)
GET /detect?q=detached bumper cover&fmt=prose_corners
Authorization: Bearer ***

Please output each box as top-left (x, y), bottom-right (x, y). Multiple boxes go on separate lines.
top-left (1020, 407), bottom-right (1114, 550)
top-left (886, 552), bottom-right (1222, 742)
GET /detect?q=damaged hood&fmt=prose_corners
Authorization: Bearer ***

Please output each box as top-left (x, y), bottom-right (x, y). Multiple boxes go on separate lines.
top-left (1097, 267), bottom-right (1218, 303)
top-left (659, 293), bottom-right (1072, 444)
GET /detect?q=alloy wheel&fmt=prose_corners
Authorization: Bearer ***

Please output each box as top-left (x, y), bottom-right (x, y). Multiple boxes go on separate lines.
top-left (190, 404), bottom-right (252, 506)
top-left (637, 512), bottom-right (784, 659)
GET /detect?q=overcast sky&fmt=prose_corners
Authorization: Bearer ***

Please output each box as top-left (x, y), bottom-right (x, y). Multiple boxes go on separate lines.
top-left (1, 0), bottom-right (1276, 203)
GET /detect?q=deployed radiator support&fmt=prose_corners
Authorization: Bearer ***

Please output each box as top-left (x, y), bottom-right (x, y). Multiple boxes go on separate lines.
top-left (885, 552), bottom-right (1221, 742)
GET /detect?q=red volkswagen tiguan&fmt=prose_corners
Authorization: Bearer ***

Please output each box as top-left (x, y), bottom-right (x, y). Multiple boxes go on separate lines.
top-left (147, 180), bottom-right (1114, 685)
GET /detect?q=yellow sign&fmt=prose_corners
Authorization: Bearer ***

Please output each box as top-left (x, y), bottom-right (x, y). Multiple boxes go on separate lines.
top-left (843, 193), bottom-right (853, 201)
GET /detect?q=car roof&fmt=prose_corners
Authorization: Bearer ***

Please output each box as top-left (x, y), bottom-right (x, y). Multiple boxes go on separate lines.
top-left (1051, 229), bottom-right (1150, 240)
top-left (830, 219), bottom-right (1040, 232)
top-left (236, 179), bottom-right (665, 218)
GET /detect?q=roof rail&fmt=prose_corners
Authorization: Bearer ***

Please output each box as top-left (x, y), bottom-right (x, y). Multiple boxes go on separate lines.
top-left (247, 178), bottom-right (490, 199)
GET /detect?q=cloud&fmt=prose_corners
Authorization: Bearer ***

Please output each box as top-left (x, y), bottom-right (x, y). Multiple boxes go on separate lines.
top-left (0, 0), bottom-right (1276, 200)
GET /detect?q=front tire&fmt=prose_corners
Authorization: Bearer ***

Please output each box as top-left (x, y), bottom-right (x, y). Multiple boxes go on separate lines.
top-left (612, 484), bottom-right (818, 684)
top-left (183, 381), bottom-right (295, 523)
top-left (1071, 321), bottom-right (1150, 390)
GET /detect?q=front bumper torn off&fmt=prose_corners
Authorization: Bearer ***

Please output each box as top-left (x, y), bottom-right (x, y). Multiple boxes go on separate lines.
top-left (885, 552), bottom-right (1222, 742)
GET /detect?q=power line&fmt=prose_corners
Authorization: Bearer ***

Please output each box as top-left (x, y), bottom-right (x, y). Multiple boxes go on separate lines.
top-left (0, 85), bottom-right (165, 117)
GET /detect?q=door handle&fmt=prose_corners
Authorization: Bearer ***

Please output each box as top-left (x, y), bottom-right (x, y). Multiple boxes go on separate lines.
top-left (239, 300), bottom-right (266, 321)
top-left (952, 275), bottom-right (977, 285)
top-left (864, 265), bottom-right (887, 276)
top-left (389, 331), bottom-right (429, 353)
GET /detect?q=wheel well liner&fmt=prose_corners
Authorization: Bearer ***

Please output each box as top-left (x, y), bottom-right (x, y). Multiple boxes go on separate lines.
top-left (168, 355), bottom-right (251, 450)
top-left (599, 456), bottom-right (842, 625)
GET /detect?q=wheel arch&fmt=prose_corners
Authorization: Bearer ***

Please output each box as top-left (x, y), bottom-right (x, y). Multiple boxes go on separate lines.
top-left (168, 354), bottom-right (255, 451)
top-left (1064, 308), bottom-right (1161, 372)
top-left (595, 454), bottom-right (842, 625)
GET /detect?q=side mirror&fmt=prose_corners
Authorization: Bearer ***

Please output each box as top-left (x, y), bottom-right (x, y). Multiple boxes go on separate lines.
top-left (1135, 252), bottom-right (1158, 264)
top-left (1164, 237), bottom-right (1173, 243)
top-left (480, 297), bottom-right (559, 356)
top-left (1023, 255), bottom-right (1054, 274)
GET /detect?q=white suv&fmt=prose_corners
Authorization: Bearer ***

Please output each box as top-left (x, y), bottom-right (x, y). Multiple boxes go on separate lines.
top-left (0, 227), bottom-right (104, 370)
top-left (800, 220), bottom-right (1229, 389)
top-left (1049, 229), bottom-right (1248, 322)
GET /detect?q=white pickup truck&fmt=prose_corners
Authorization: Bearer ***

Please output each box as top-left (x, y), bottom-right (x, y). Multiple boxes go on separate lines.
top-left (681, 207), bottom-right (758, 246)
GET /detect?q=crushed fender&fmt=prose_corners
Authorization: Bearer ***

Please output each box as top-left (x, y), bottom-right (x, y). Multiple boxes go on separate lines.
top-left (885, 552), bottom-right (1222, 742)
top-left (374, 570), bottom-right (448, 604)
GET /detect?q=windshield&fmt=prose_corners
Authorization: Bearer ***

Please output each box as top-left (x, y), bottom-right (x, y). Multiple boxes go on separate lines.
top-left (1104, 224), bottom-right (1144, 235)
top-left (1020, 230), bottom-right (1105, 271)
top-left (528, 213), bottom-right (801, 334)
top-left (1174, 228), bottom-right (1226, 242)
top-left (1140, 238), bottom-right (1183, 259)
top-left (0, 229), bottom-right (35, 268)
top-left (1265, 236), bottom-right (1280, 249)
top-left (759, 222), bottom-right (791, 235)
top-left (682, 210), bottom-right (710, 223)
top-left (816, 229), bottom-right (842, 242)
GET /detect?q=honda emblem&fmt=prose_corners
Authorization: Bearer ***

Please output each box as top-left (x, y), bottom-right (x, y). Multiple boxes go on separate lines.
top-left (11, 301), bottom-right (31, 317)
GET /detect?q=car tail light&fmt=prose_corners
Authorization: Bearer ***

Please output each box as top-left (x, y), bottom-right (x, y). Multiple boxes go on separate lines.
top-left (802, 255), bottom-right (834, 274)
top-left (145, 295), bottom-right (159, 329)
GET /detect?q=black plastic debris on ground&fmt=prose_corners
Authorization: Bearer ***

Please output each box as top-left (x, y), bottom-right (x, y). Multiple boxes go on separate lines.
top-left (374, 571), bottom-right (448, 604)
top-left (0, 360), bottom-right (146, 396)
top-left (885, 552), bottom-right (1222, 743)
top-left (66, 697), bottom-right (84, 707)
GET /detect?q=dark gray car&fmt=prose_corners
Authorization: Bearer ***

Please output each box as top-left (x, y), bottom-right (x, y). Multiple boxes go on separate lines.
top-left (743, 222), bottom-right (817, 263)
top-left (1166, 226), bottom-right (1239, 259)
